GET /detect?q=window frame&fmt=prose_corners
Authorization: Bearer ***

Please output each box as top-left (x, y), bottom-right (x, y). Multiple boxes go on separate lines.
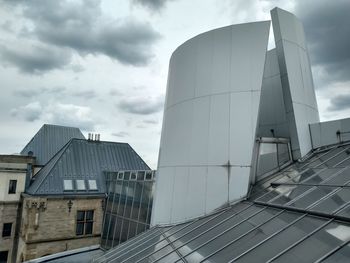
top-left (8, 180), bottom-right (17, 194)
top-left (2, 223), bottom-right (12, 238)
top-left (76, 210), bottom-right (94, 236)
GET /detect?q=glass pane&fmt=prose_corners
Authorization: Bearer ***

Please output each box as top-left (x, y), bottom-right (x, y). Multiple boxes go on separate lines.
top-left (322, 243), bottom-right (350, 263)
top-left (124, 171), bottom-right (131, 180)
top-left (205, 211), bottom-right (299, 262)
top-left (77, 211), bottom-right (85, 221)
top-left (303, 168), bottom-right (343, 184)
top-left (146, 171), bottom-right (153, 180)
top-left (86, 210), bottom-right (94, 221)
top-left (85, 222), bottom-right (93, 235)
top-left (128, 221), bottom-right (138, 240)
top-left (269, 185), bottom-right (311, 205)
top-left (236, 215), bottom-right (325, 263)
top-left (137, 171), bottom-right (145, 180)
top-left (325, 167), bottom-right (350, 185)
top-left (275, 222), bottom-right (350, 263)
top-left (76, 180), bottom-right (86, 190)
top-left (288, 186), bottom-right (335, 209)
top-left (63, 179), bottom-right (73, 190)
top-left (278, 143), bottom-right (290, 166)
top-left (88, 180), bottom-right (97, 190)
top-left (184, 208), bottom-right (281, 261)
top-left (336, 203), bottom-right (350, 218)
top-left (76, 222), bottom-right (84, 235)
top-left (257, 143), bottom-right (278, 177)
top-left (311, 188), bottom-right (350, 214)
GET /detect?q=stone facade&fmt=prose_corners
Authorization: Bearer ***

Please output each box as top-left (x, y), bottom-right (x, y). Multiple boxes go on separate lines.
top-left (18, 196), bottom-right (104, 262)
top-left (0, 155), bottom-right (34, 263)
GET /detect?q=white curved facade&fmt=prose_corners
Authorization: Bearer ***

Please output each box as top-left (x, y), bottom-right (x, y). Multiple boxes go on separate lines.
top-left (152, 22), bottom-right (270, 225)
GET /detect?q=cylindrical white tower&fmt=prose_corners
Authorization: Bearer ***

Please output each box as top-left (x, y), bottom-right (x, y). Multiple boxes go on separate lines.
top-left (152, 21), bottom-right (270, 225)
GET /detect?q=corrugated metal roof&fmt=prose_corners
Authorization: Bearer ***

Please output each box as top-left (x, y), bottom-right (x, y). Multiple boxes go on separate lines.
top-left (26, 139), bottom-right (150, 195)
top-left (21, 124), bottom-right (85, 166)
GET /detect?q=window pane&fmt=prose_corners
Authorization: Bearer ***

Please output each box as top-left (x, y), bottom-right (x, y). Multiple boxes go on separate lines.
top-left (77, 211), bottom-right (85, 221)
top-left (63, 180), bottom-right (73, 190)
top-left (322, 243), bottom-right (350, 263)
top-left (236, 215), bottom-right (325, 263)
top-left (76, 180), bottom-right (86, 190)
top-left (275, 222), bottom-right (350, 263)
top-left (184, 207), bottom-right (281, 261)
top-left (288, 186), bottom-right (335, 209)
top-left (76, 222), bottom-right (84, 235)
top-left (269, 185), bottom-right (312, 205)
top-left (85, 222), bottom-right (93, 235)
top-left (145, 171), bottom-right (153, 180)
top-left (86, 210), bottom-right (94, 221)
top-left (137, 171), bottom-right (145, 180)
top-left (8, 180), bottom-right (17, 194)
top-left (2, 223), bottom-right (12, 237)
top-left (311, 188), bottom-right (350, 214)
top-left (278, 143), bottom-right (290, 166)
top-left (205, 211), bottom-right (299, 262)
top-left (88, 180), bottom-right (97, 190)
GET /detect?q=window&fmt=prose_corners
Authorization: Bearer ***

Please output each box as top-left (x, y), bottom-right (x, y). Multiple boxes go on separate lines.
top-left (0, 251), bottom-right (8, 263)
top-left (76, 180), bottom-right (86, 190)
top-left (76, 210), bottom-right (94, 236)
top-left (145, 171), bottom-right (153, 180)
top-left (2, 223), bottom-right (12, 237)
top-left (88, 180), bottom-right (97, 190)
top-left (8, 180), bottom-right (17, 194)
top-left (63, 180), bottom-right (73, 191)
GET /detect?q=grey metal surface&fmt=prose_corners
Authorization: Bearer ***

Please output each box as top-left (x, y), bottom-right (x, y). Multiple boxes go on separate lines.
top-left (21, 124), bottom-right (85, 166)
top-left (26, 139), bottom-right (150, 195)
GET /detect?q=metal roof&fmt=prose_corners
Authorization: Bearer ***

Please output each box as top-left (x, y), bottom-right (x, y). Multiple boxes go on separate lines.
top-left (26, 139), bottom-right (150, 196)
top-left (21, 124), bottom-right (85, 166)
top-left (93, 142), bottom-right (350, 263)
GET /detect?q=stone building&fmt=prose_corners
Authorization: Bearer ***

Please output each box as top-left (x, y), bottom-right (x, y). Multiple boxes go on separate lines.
top-left (0, 154), bottom-right (35, 263)
top-left (0, 124), bottom-right (151, 262)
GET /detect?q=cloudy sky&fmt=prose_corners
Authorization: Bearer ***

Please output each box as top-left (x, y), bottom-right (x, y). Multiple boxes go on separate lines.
top-left (0, 0), bottom-right (349, 168)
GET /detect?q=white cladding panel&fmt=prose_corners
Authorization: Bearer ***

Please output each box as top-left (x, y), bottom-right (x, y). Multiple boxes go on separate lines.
top-left (271, 8), bottom-right (319, 159)
top-left (153, 22), bottom-right (270, 225)
top-left (310, 118), bottom-right (350, 149)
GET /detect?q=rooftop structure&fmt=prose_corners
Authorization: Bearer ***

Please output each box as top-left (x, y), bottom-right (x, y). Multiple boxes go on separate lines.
top-left (21, 124), bottom-right (85, 166)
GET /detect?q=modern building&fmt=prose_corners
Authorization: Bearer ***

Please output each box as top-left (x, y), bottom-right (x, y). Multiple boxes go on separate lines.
top-left (101, 170), bottom-right (155, 250)
top-left (92, 7), bottom-right (350, 263)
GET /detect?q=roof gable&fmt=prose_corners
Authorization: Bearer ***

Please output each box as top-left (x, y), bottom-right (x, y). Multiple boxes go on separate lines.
top-left (21, 124), bottom-right (85, 166)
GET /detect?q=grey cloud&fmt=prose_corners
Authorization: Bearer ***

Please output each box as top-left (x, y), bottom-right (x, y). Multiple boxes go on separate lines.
top-left (72, 90), bottom-right (97, 100)
top-left (296, 0), bottom-right (350, 85)
top-left (17, 0), bottom-right (161, 66)
top-left (328, 94), bottom-right (350, 112)
top-left (11, 102), bottom-right (42, 121)
top-left (14, 86), bottom-right (67, 98)
top-left (117, 95), bottom-right (164, 115)
top-left (0, 44), bottom-right (71, 74)
top-left (132, 0), bottom-right (174, 11)
top-left (112, 132), bottom-right (130, 138)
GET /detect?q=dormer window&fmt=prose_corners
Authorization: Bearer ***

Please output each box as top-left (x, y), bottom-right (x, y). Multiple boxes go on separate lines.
top-left (88, 180), bottom-right (97, 190)
top-left (76, 180), bottom-right (86, 190)
top-left (63, 180), bottom-right (73, 191)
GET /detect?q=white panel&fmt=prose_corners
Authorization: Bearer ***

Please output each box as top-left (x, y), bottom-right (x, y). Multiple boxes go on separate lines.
top-left (169, 38), bottom-right (197, 107)
top-left (190, 97), bottom-right (210, 165)
top-left (170, 167), bottom-right (189, 223)
top-left (230, 91), bottom-right (260, 165)
top-left (159, 101), bottom-right (193, 167)
top-left (151, 167), bottom-right (175, 225)
top-left (211, 27), bottom-right (232, 95)
top-left (185, 167), bottom-right (207, 219)
top-left (206, 166), bottom-right (228, 213)
top-left (272, 7), bottom-right (320, 160)
top-left (229, 167), bottom-right (250, 201)
top-left (208, 94), bottom-right (230, 165)
top-left (195, 32), bottom-right (214, 97)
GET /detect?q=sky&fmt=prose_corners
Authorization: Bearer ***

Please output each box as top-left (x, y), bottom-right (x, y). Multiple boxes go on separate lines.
top-left (0, 0), bottom-right (349, 169)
